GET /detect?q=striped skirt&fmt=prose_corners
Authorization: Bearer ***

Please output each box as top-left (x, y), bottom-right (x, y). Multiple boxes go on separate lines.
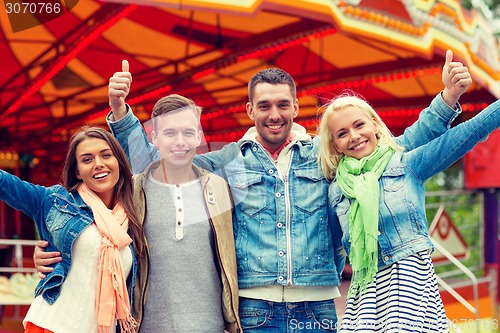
top-left (339, 251), bottom-right (448, 333)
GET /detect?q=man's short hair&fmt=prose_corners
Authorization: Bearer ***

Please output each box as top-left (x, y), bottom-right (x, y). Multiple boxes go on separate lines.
top-left (151, 94), bottom-right (202, 131)
top-left (248, 68), bottom-right (297, 103)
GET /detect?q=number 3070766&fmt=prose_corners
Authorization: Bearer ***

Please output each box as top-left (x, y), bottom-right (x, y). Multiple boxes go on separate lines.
top-left (5, 2), bottom-right (62, 14)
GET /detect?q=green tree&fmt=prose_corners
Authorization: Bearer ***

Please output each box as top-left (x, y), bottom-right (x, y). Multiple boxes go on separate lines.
top-left (461, 0), bottom-right (500, 36)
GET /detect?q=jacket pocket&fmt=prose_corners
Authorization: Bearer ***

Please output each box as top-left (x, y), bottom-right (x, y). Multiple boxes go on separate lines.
top-left (227, 171), bottom-right (268, 217)
top-left (380, 167), bottom-right (421, 242)
top-left (292, 168), bottom-right (329, 214)
top-left (46, 196), bottom-right (80, 232)
top-left (381, 166), bottom-right (405, 192)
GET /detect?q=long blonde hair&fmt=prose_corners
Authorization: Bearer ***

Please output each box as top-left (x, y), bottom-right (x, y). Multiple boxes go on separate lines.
top-left (317, 92), bottom-right (403, 180)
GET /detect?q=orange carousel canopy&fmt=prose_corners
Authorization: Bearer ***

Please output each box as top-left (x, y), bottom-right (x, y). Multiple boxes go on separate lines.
top-left (0, 0), bottom-right (499, 182)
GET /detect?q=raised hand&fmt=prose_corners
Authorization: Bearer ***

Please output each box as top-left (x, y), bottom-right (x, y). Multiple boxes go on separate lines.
top-left (108, 59), bottom-right (132, 120)
top-left (442, 49), bottom-right (472, 108)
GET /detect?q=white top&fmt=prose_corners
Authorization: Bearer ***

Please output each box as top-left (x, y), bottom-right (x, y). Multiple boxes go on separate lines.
top-left (24, 223), bottom-right (133, 333)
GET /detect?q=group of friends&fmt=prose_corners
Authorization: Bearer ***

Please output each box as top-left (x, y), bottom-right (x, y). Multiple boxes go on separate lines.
top-left (1, 49), bottom-right (499, 333)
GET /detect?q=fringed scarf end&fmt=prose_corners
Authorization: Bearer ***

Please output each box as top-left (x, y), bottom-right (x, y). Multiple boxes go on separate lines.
top-left (347, 257), bottom-right (378, 298)
top-left (98, 325), bottom-right (111, 333)
top-left (119, 315), bottom-right (137, 333)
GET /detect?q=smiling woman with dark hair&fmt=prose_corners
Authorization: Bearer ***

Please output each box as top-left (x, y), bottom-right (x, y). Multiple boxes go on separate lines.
top-left (0, 126), bottom-right (144, 333)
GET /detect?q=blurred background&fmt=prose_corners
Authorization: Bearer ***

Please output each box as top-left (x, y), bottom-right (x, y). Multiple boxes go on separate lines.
top-left (0, 0), bottom-right (500, 332)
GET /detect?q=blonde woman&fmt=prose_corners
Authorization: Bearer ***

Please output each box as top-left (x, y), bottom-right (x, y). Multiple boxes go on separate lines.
top-left (318, 85), bottom-right (500, 331)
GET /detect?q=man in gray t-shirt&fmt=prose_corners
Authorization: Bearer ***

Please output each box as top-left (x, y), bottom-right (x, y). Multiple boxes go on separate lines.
top-left (140, 174), bottom-right (221, 332)
top-left (34, 61), bottom-right (241, 333)
top-left (109, 65), bottom-right (240, 332)
top-left (134, 103), bottom-right (224, 332)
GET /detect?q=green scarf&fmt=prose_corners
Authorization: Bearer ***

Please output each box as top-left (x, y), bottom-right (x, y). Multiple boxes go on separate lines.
top-left (336, 144), bottom-right (394, 296)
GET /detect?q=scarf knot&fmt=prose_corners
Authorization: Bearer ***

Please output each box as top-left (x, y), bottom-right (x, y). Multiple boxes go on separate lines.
top-left (78, 184), bottom-right (137, 333)
top-left (336, 145), bottom-right (394, 297)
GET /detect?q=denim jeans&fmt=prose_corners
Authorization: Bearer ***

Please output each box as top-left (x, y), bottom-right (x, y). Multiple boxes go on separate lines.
top-left (239, 298), bottom-right (338, 333)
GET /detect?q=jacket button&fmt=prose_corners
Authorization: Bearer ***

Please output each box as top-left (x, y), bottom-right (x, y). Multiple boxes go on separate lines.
top-left (277, 222), bottom-right (283, 228)
top-left (378, 231), bottom-right (381, 236)
top-left (276, 193), bottom-right (282, 197)
top-left (278, 276), bottom-right (284, 282)
top-left (384, 256), bottom-right (390, 261)
top-left (278, 251), bottom-right (284, 256)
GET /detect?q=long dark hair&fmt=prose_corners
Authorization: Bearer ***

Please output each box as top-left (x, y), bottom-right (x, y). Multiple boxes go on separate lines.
top-left (62, 126), bottom-right (145, 256)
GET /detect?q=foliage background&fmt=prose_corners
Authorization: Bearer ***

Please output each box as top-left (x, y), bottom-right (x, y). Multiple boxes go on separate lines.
top-left (461, 0), bottom-right (500, 38)
top-left (425, 162), bottom-right (485, 277)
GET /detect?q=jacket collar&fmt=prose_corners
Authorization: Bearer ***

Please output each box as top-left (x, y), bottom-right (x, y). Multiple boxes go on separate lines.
top-left (52, 187), bottom-right (88, 209)
top-left (238, 123), bottom-right (312, 149)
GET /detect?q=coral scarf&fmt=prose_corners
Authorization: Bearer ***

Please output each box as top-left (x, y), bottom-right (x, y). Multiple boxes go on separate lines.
top-left (336, 145), bottom-right (394, 296)
top-left (78, 184), bottom-right (136, 333)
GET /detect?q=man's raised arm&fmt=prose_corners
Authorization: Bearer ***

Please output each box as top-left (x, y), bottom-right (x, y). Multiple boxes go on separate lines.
top-left (107, 60), bottom-right (159, 173)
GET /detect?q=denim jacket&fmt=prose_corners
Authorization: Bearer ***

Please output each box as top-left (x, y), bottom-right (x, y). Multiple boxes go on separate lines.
top-left (329, 99), bottom-right (500, 268)
top-left (107, 93), bottom-right (460, 289)
top-left (0, 170), bottom-right (137, 305)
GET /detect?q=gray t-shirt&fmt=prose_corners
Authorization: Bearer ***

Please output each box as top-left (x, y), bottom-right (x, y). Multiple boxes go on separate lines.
top-left (139, 174), bottom-right (224, 333)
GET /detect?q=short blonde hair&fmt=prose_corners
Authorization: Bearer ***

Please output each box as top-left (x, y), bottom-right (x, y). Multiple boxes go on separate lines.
top-left (317, 91), bottom-right (403, 180)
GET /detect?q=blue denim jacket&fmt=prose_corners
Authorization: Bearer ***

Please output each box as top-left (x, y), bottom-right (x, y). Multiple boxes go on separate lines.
top-left (329, 99), bottom-right (500, 268)
top-left (0, 170), bottom-right (137, 305)
top-left (107, 93), bottom-right (459, 289)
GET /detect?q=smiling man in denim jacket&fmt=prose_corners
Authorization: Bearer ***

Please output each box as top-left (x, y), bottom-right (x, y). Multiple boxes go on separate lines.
top-left (104, 53), bottom-right (469, 332)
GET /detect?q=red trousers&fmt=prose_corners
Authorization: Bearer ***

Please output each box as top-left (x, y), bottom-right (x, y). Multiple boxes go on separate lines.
top-left (24, 322), bottom-right (55, 333)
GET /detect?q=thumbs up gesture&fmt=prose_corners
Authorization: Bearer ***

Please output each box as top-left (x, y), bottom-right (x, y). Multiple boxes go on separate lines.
top-left (442, 50), bottom-right (472, 108)
top-left (108, 60), bottom-right (132, 120)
